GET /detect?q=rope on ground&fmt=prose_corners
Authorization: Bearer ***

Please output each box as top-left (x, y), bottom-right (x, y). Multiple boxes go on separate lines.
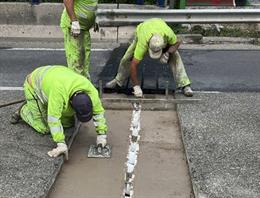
top-left (0, 99), bottom-right (25, 109)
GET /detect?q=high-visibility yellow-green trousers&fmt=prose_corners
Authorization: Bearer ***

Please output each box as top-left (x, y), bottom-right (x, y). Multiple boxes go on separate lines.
top-left (115, 38), bottom-right (191, 88)
top-left (20, 79), bottom-right (74, 135)
top-left (62, 28), bottom-right (92, 79)
top-left (20, 79), bottom-right (49, 134)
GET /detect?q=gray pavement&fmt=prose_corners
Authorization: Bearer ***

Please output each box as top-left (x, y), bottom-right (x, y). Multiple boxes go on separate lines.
top-left (176, 92), bottom-right (260, 198)
top-left (48, 110), bottom-right (192, 198)
top-left (0, 91), bottom-right (75, 198)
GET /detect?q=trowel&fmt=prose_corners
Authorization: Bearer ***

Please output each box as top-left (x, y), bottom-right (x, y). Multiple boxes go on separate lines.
top-left (87, 144), bottom-right (112, 158)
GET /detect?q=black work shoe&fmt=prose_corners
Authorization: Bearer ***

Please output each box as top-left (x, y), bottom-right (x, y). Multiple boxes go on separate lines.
top-left (10, 111), bottom-right (21, 124)
top-left (10, 101), bottom-right (26, 124)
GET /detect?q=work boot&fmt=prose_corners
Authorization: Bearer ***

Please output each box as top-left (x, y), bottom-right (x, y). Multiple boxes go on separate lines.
top-left (10, 102), bottom-right (25, 124)
top-left (182, 86), bottom-right (193, 97)
top-left (105, 79), bottom-right (121, 89)
top-left (10, 111), bottom-right (22, 124)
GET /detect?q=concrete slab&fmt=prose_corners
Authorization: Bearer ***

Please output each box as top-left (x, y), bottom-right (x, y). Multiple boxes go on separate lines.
top-left (48, 109), bottom-right (193, 198)
top-left (48, 110), bottom-right (131, 198)
top-left (134, 111), bottom-right (193, 198)
top-left (176, 92), bottom-right (260, 198)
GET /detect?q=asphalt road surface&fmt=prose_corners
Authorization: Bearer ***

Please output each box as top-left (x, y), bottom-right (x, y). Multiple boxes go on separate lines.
top-left (1, 47), bottom-right (260, 92)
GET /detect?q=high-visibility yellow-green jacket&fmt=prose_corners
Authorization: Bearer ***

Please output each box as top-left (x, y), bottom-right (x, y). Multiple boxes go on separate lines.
top-left (30, 65), bottom-right (107, 143)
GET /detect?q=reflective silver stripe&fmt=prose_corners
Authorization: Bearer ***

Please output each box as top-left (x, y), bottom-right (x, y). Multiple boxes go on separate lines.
top-left (93, 113), bottom-right (104, 120)
top-left (50, 126), bottom-right (63, 134)
top-left (48, 115), bottom-right (59, 123)
top-left (78, 12), bottom-right (88, 19)
top-left (94, 120), bottom-right (106, 127)
top-left (34, 66), bottom-right (52, 103)
top-left (80, 4), bottom-right (97, 11)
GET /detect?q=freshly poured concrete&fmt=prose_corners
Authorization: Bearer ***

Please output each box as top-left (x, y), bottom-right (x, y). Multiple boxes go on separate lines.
top-left (134, 111), bottom-right (193, 198)
top-left (49, 111), bottom-right (131, 198)
top-left (48, 110), bottom-right (192, 198)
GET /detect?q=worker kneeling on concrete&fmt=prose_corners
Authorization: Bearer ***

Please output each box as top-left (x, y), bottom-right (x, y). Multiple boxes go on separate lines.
top-left (11, 65), bottom-right (108, 160)
top-left (106, 18), bottom-right (193, 97)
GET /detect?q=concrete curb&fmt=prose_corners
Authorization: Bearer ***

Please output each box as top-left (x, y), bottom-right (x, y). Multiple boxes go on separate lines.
top-left (176, 103), bottom-right (201, 198)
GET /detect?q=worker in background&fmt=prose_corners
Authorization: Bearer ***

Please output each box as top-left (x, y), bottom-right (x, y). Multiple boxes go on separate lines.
top-left (11, 65), bottom-right (108, 160)
top-left (60, 0), bottom-right (98, 79)
top-left (106, 18), bottom-right (193, 97)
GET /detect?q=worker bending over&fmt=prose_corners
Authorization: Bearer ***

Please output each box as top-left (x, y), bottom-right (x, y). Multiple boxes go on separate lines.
top-left (106, 18), bottom-right (193, 97)
top-left (11, 65), bottom-right (107, 159)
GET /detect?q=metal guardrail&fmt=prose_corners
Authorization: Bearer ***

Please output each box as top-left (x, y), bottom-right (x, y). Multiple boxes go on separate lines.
top-left (96, 9), bottom-right (260, 26)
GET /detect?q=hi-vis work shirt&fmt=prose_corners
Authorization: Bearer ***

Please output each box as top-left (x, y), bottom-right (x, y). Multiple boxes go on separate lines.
top-left (134, 18), bottom-right (177, 61)
top-left (60, 0), bottom-right (97, 30)
top-left (30, 65), bottom-right (107, 143)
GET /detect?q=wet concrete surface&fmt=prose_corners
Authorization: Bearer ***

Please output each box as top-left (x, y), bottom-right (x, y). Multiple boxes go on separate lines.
top-left (134, 111), bottom-right (193, 198)
top-left (48, 111), bottom-right (130, 198)
top-left (48, 110), bottom-right (192, 198)
top-left (176, 92), bottom-right (260, 198)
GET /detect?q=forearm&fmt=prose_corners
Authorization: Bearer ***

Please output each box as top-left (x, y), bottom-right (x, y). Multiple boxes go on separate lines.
top-left (63, 0), bottom-right (77, 21)
top-left (167, 40), bottom-right (181, 54)
top-left (130, 58), bottom-right (140, 86)
top-left (93, 113), bottom-right (108, 135)
top-left (48, 115), bottom-right (65, 143)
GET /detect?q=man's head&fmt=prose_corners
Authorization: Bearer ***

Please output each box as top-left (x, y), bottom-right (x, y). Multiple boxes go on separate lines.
top-left (71, 92), bottom-right (93, 122)
top-left (148, 34), bottom-right (165, 59)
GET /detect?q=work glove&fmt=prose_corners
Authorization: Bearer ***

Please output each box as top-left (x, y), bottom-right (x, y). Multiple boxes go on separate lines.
top-left (133, 85), bottom-right (143, 98)
top-left (47, 142), bottom-right (68, 160)
top-left (96, 134), bottom-right (107, 148)
top-left (160, 52), bottom-right (170, 64)
top-left (71, 21), bottom-right (81, 37)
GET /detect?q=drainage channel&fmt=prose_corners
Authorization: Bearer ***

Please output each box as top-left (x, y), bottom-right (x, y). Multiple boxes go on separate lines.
top-left (123, 103), bottom-right (141, 197)
top-left (48, 96), bottom-right (193, 198)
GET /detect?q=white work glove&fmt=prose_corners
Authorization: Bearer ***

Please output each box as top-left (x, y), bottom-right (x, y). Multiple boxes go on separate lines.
top-left (96, 134), bottom-right (107, 148)
top-left (160, 52), bottom-right (170, 64)
top-left (133, 85), bottom-right (143, 98)
top-left (71, 21), bottom-right (81, 37)
top-left (47, 142), bottom-right (68, 160)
